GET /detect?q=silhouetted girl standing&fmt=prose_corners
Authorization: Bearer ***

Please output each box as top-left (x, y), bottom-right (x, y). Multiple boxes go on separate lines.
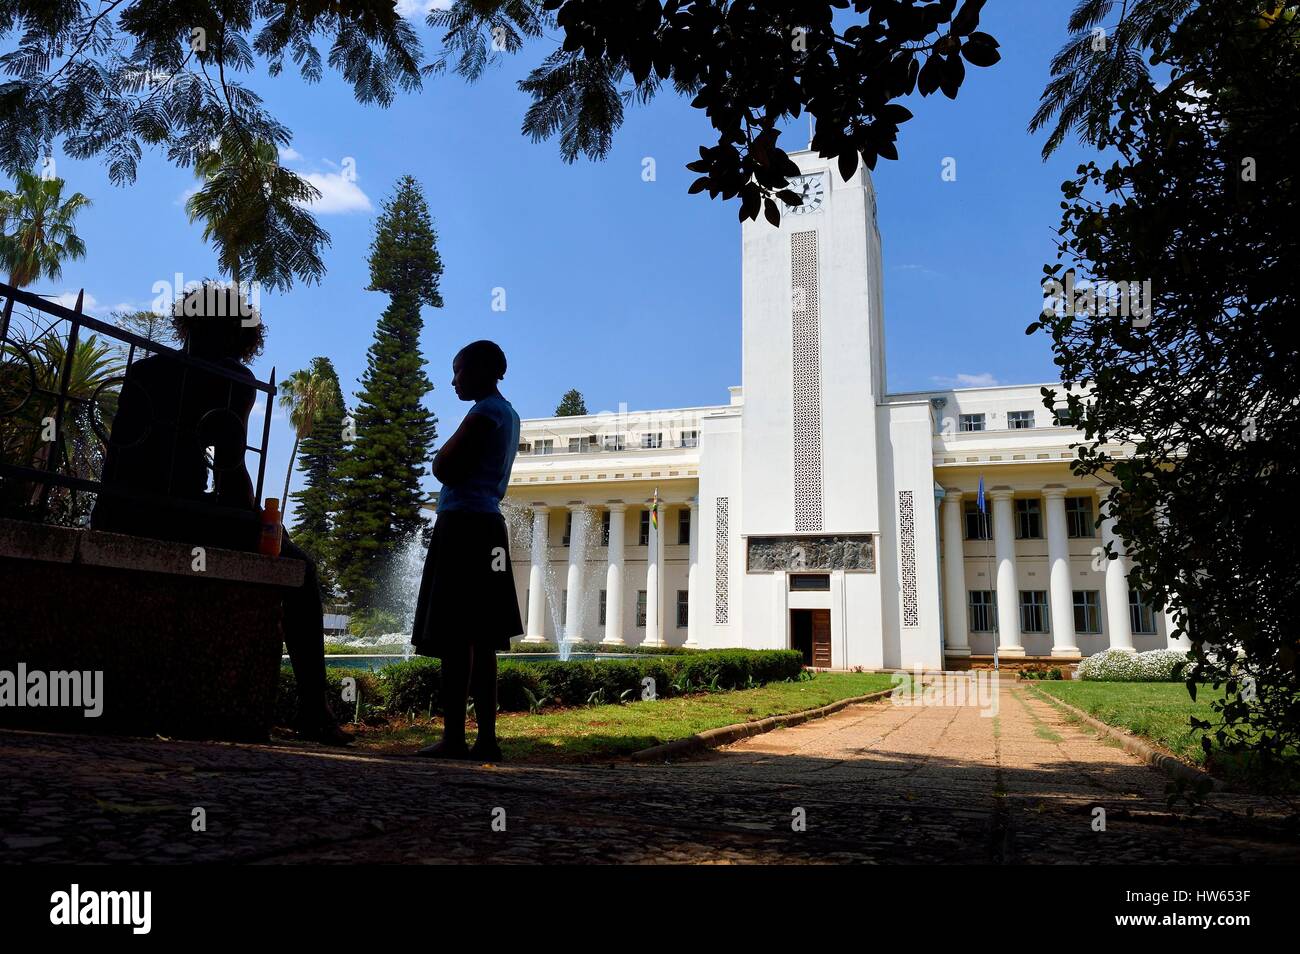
top-left (411, 340), bottom-right (522, 760)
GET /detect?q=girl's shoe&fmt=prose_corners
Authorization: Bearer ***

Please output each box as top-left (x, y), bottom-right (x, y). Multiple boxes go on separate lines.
top-left (416, 739), bottom-right (470, 759)
top-left (467, 738), bottom-right (504, 762)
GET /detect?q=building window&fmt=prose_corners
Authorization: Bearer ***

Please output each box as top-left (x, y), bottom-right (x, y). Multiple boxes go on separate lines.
top-left (789, 574), bottom-right (830, 591)
top-left (600, 510), bottom-right (611, 546)
top-left (969, 591), bottom-right (997, 632)
top-left (1129, 590), bottom-right (1157, 634)
top-left (1019, 590), bottom-right (1049, 633)
top-left (640, 432), bottom-right (663, 449)
top-left (603, 434), bottom-right (626, 451)
top-left (517, 442), bottom-right (532, 455)
top-left (561, 590), bottom-right (567, 624)
top-left (1073, 590), bottom-right (1101, 634)
top-left (1065, 497), bottom-right (1094, 538)
top-left (562, 512), bottom-right (573, 546)
top-left (1052, 406), bottom-right (1076, 426)
top-left (568, 436), bottom-right (596, 453)
top-left (964, 502), bottom-right (992, 540)
top-left (679, 430), bottom-right (699, 448)
top-left (535, 438), bottom-right (554, 455)
top-left (636, 590), bottom-right (647, 627)
top-left (523, 589), bottom-right (528, 624)
top-left (678, 508), bottom-right (691, 546)
top-left (676, 590), bottom-right (689, 628)
top-left (1015, 498), bottom-right (1042, 539)
top-left (638, 510), bottom-right (650, 546)
top-left (1007, 410), bottom-right (1035, 429)
top-left (599, 589), bottom-right (607, 625)
top-left (959, 413), bottom-right (986, 432)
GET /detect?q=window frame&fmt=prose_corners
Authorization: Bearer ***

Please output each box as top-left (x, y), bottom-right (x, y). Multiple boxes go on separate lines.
top-left (635, 590), bottom-right (647, 627)
top-left (1019, 590), bottom-right (1049, 634)
top-left (958, 413), bottom-right (986, 433)
top-left (1072, 590), bottom-right (1101, 634)
top-left (676, 590), bottom-right (689, 628)
top-left (964, 501), bottom-right (992, 540)
top-left (1065, 496), bottom-right (1094, 538)
top-left (1015, 497), bottom-right (1043, 539)
top-left (968, 590), bottom-right (997, 633)
top-left (1007, 410), bottom-right (1035, 429)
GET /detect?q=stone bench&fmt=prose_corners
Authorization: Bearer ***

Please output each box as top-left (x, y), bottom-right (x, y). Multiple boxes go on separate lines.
top-left (0, 517), bottom-right (303, 742)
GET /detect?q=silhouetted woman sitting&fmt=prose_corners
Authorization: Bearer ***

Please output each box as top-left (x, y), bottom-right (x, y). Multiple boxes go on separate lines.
top-left (92, 282), bottom-right (350, 745)
top-left (411, 340), bottom-right (522, 761)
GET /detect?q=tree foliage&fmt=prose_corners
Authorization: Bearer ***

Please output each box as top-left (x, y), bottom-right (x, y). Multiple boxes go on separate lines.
top-left (334, 175), bottom-right (441, 610)
top-left (0, 170), bottom-right (91, 288)
top-left (0, 1), bottom-right (998, 282)
top-left (288, 356), bottom-right (347, 597)
top-left (554, 387), bottom-right (587, 416)
top-left (1029, 0), bottom-right (1300, 790)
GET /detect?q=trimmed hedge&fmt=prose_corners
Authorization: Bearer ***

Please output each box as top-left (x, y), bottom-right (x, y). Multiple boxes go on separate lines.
top-left (278, 648), bottom-right (805, 723)
top-left (501, 641), bottom-right (698, 656)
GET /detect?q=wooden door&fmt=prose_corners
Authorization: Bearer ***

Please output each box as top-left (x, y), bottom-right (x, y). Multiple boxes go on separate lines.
top-left (811, 609), bottom-right (832, 668)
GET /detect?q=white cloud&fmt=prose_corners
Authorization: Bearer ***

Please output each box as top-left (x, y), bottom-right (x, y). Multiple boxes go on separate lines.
top-left (278, 146), bottom-right (302, 162)
top-left (931, 372), bottom-right (1000, 388)
top-left (299, 169), bottom-right (372, 214)
top-left (396, 0), bottom-right (453, 18)
top-left (53, 291), bottom-right (99, 313)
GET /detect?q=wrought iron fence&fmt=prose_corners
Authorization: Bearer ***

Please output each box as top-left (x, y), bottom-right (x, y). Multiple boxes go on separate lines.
top-left (0, 281), bottom-right (275, 527)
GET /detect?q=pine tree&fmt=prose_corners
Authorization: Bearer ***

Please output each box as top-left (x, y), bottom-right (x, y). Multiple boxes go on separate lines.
top-left (289, 357), bottom-right (348, 596)
top-left (334, 176), bottom-right (443, 609)
top-left (555, 389), bottom-right (588, 416)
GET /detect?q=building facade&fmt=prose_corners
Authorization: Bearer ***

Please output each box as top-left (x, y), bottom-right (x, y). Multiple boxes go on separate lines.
top-left (501, 149), bottom-right (1188, 670)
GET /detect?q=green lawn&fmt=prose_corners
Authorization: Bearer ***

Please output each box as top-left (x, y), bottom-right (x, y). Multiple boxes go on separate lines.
top-left (349, 671), bottom-right (899, 763)
top-left (1031, 681), bottom-right (1220, 765)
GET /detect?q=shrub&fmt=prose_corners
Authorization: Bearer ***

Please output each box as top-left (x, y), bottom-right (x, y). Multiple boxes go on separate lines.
top-left (276, 666), bottom-right (386, 725)
top-left (1080, 648), bottom-right (1189, 682)
top-left (383, 657), bottom-right (442, 717)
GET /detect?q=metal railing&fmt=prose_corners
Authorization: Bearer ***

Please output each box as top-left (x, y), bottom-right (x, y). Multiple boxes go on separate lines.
top-left (0, 281), bottom-right (275, 526)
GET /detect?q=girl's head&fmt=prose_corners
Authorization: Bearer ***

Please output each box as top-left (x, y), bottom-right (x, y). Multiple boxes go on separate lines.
top-left (452, 340), bottom-right (507, 401)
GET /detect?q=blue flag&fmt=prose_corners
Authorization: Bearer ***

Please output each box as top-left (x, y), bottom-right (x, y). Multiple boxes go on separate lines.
top-left (977, 476), bottom-right (986, 514)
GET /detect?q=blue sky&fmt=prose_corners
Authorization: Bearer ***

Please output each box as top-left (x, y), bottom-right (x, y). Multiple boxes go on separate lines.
top-left (26, 1), bottom-right (1095, 514)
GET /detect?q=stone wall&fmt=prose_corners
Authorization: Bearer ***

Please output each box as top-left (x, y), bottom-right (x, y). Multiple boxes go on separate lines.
top-left (0, 518), bottom-right (303, 742)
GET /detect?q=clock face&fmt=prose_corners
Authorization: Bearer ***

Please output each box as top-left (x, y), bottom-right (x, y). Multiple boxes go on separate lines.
top-left (785, 174), bottom-right (825, 214)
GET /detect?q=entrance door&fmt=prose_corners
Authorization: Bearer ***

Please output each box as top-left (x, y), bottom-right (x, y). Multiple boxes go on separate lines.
top-left (811, 609), bottom-right (832, 668)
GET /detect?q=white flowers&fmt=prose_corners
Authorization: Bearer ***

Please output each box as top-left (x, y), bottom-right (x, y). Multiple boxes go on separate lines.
top-left (1080, 648), bottom-right (1189, 682)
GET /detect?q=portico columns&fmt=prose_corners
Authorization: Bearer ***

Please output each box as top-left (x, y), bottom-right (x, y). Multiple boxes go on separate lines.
top-left (644, 500), bottom-right (663, 647)
top-left (1099, 490), bottom-right (1136, 652)
top-left (524, 504), bottom-right (549, 643)
top-left (685, 497), bottom-right (701, 648)
top-left (602, 503), bottom-right (627, 646)
top-left (941, 489), bottom-right (970, 657)
top-left (989, 487), bottom-right (1024, 657)
top-left (1043, 486), bottom-right (1080, 657)
top-left (563, 503), bottom-right (589, 645)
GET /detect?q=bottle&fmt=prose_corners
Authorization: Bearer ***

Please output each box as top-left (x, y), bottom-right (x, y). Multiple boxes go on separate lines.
top-left (259, 497), bottom-right (282, 558)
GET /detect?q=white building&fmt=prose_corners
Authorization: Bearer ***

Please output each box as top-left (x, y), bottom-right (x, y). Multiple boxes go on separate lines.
top-left (503, 149), bottom-right (1187, 670)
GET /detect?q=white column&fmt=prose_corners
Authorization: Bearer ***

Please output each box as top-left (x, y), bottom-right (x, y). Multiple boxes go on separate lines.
top-left (941, 489), bottom-right (970, 657)
top-left (602, 503), bottom-right (626, 646)
top-left (685, 497), bottom-right (701, 647)
top-left (1162, 604), bottom-right (1190, 651)
top-left (1099, 490), bottom-right (1135, 652)
top-left (1043, 486), bottom-right (1080, 657)
top-left (563, 503), bottom-right (588, 645)
top-left (524, 504), bottom-right (549, 643)
top-left (644, 501), bottom-right (663, 647)
top-left (989, 487), bottom-right (1024, 656)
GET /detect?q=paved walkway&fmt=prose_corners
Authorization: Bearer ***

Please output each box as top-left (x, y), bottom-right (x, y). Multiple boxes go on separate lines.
top-left (2, 681), bottom-right (1296, 864)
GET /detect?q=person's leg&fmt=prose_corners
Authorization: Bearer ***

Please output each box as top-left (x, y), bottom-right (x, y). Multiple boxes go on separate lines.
top-left (280, 534), bottom-right (349, 744)
top-left (419, 640), bottom-right (472, 757)
top-left (468, 642), bottom-right (499, 758)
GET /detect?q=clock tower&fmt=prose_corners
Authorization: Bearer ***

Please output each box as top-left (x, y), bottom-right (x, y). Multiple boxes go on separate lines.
top-left (739, 148), bottom-right (888, 539)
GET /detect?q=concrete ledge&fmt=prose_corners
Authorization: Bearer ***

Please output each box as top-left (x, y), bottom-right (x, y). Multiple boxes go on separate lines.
top-left (0, 517), bottom-right (304, 741)
top-left (1028, 685), bottom-right (1224, 791)
top-left (630, 686), bottom-right (897, 762)
top-left (0, 516), bottom-right (303, 588)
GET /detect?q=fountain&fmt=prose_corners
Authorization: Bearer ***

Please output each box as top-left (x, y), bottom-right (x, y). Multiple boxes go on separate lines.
top-left (318, 506), bottom-right (645, 670)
